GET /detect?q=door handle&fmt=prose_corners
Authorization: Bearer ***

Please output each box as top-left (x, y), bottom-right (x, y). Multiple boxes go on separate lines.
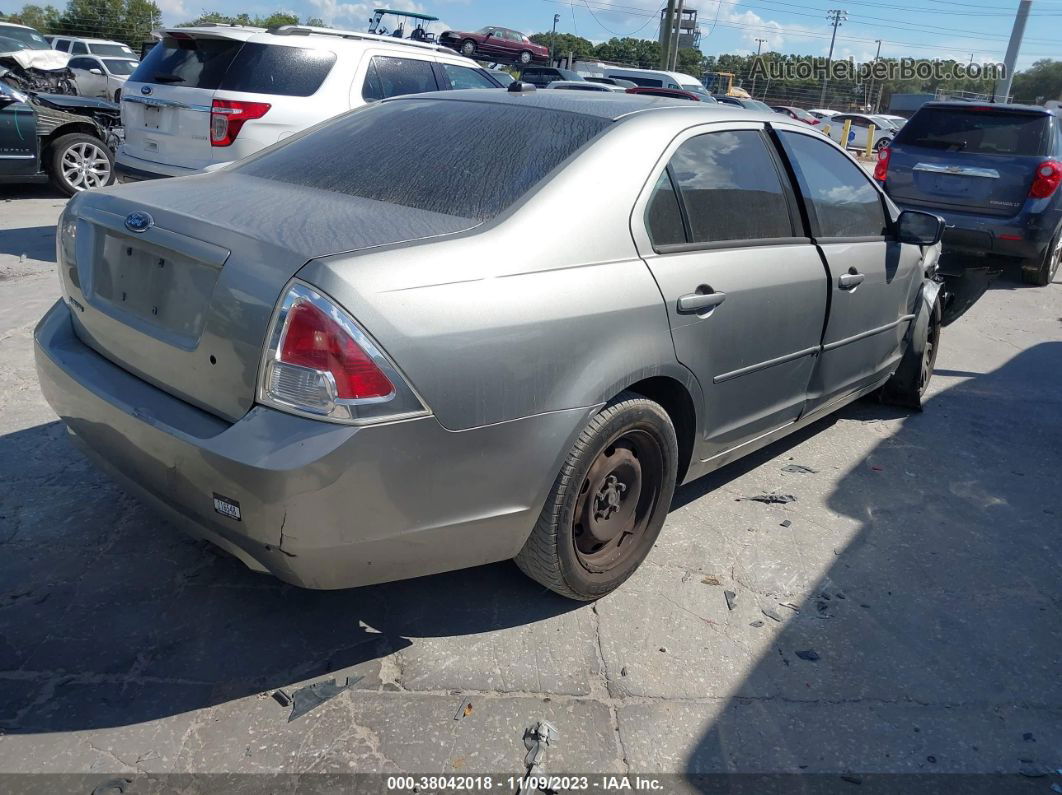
top-left (677, 290), bottom-right (727, 313)
top-left (838, 272), bottom-right (865, 289)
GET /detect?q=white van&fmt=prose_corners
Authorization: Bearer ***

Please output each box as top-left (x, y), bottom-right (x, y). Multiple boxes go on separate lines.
top-left (116, 25), bottom-right (502, 181)
top-left (572, 60), bottom-right (712, 99)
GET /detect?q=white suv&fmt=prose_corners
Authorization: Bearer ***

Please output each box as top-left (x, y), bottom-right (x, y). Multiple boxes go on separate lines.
top-left (116, 24), bottom-right (504, 181)
top-left (47, 36), bottom-right (137, 59)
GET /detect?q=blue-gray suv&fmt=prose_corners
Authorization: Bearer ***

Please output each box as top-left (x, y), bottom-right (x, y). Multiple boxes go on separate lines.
top-left (876, 101), bottom-right (1061, 286)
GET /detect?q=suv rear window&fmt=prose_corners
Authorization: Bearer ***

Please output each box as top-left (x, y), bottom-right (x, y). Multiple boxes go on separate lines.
top-left (129, 38), bottom-right (335, 96)
top-left (896, 107), bottom-right (1051, 155)
top-left (235, 99), bottom-right (610, 221)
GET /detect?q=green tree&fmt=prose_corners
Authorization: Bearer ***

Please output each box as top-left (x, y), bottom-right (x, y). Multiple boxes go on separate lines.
top-left (1011, 59), bottom-right (1062, 103)
top-left (122, 0), bottom-right (160, 43)
top-left (1, 4), bottom-right (62, 32)
top-left (529, 31), bottom-right (593, 61)
top-left (676, 47), bottom-right (703, 76)
top-left (181, 9), bottom-right (321, 28)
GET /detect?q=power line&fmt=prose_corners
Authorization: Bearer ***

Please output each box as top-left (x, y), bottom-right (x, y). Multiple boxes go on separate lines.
top-left (579, 0), bottom-right (664, 36)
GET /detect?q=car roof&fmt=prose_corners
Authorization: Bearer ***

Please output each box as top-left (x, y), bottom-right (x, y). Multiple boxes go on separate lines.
top-left (393, 88), bottom-right (787, 122)
top-left (920, 100), bottom-right (1058, 116)
top-left (0, 21), bottom-right (35, 29)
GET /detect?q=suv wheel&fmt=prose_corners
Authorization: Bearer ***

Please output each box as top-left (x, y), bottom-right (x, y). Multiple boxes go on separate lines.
top-left (48, 133), bottom-right (114, 196)
top-left (460, 39), bottom-right (476, 57)
top-left (1023, 226), bottom-right (1062, 286)
top-left (515, 392), bottom-right (678, 600)
top-left (881, 293), bottom-right (942, 410)
top-left (518, 50), bottom-right (532, 64)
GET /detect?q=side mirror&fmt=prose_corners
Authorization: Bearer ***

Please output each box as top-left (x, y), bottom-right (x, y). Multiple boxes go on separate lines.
top-left (896, 210), bottom-right (945, 246)
top-left (89, 68), bottom-right (103, 75)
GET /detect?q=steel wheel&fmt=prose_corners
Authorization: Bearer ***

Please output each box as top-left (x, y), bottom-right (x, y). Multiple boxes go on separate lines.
top-left (460, 40), bottom-right (476, 56)
top-left (519, 50), bottom-right (532, 64)
top-left (61, 141), bottom-right (111, 191)
top-left (572, 429), bottom-right (664, 574)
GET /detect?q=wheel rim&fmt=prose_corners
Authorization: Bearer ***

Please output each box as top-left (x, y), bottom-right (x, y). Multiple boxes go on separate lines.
top-left (572, 429), bottom-right (664, 573)
top-left (462, 42), bottom-right (474, 55)
top-left (1049, 232), bottom-right (1062, 281)
top-left (520, 52), bottom-right (531, 63)
top-left (918, 309), bottom-right (941, 396)
top-left (61, 142), bottom-right (110, 191)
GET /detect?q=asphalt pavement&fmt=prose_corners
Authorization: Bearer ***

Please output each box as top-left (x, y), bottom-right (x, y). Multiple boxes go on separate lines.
top-left (0, 185), bottom-right (1059, 789)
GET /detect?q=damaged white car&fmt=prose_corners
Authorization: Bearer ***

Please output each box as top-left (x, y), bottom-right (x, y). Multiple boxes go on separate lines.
top-left (0, 21), bottom-right (77, 94)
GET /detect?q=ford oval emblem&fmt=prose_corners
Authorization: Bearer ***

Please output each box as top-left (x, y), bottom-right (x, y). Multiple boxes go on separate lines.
top-left (141, 85), bottom-right (152, 95)
top-left (125, 211), bottom-right (153, 233)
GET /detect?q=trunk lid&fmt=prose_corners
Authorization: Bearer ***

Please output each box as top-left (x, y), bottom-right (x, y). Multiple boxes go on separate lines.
top-left (62, 172), bottom-right (478, 422)
top-left (885, 105), bottom-right (1052, 217)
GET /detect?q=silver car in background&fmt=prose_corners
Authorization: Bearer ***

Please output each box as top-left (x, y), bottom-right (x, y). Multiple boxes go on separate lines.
top-left (35, 91), bottom-right (945, 600)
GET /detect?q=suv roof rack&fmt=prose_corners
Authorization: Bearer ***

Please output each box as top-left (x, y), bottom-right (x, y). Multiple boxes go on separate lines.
top-left (266, 24), bottom-right (451, 54)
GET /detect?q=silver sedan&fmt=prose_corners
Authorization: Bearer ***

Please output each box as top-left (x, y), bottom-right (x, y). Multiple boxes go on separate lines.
top-left (35, 90), bottom-right (945, 600)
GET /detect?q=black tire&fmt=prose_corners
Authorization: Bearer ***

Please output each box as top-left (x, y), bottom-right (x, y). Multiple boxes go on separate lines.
top-left (515, 392), bottom-right (679, 600)
top-left (460, 39), bottom-right (476, 57)
top-left (47, 133), bottom-right (115, 196)
top-left (881, 291), bottom-right (942, 410)
top-left (518, 50), bottom-right (532, 64)
top-left (1022, 225), bottom-right (1061, 286)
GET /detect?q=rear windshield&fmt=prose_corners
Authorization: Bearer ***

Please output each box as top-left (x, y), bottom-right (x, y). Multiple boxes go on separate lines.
top-left (895, 108), bottom-right (1050, 155)
top-left (234, 99), bottom-right (611, 221)
top-left (89, 43), bottom-right (134, 57)
top-left (103, 58), bottom-right (137, 75)
top-left (0, 26), bottom-right (50, 50)
top-left (129, 37), bottom-right (335, 96)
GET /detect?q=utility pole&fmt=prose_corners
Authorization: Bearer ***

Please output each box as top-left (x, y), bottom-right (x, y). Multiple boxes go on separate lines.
top-left (669, 0), bottom-right (686, 71)
top-left (998, 0), bottom-right (1031, 103)
top-left (820, 8), bottom-right (847, 108)
top-left (752, 38), bottom-right (767, 97)
top-left (660, 0), bottom-right (676, 69)
top-left (549, 13), bottom-right (560, 65)
top-left (868, 39), bottom-right (881, 113)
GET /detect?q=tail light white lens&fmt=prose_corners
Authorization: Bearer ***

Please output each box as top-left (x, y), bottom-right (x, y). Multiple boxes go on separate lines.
top-left (210, 99), bottom-right (271, 147)
top-left (1029, 160), bottom-right (1062, 199)
top-left (873, 146), bottom-right (891, 182)
top-left (259, 283), bottom-right (428, 424)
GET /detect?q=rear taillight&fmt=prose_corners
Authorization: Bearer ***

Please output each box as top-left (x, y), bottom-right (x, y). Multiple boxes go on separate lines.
top-left (873, 146), bottom-right (891, 182)
top-left (210, 99), bottom-right (270, 147)
top-left (1029, 160), bottom-right (1062, 199)
top-left (259, 283), bottom-right (428, 424)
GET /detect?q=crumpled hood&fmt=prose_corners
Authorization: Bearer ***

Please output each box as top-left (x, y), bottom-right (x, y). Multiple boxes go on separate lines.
top-left (35, 93), bottom-right (118, 112)
top-left (1, 48), bottom-right (70, 71)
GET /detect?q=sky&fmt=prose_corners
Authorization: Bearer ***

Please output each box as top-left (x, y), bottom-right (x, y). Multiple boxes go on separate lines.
top-left (157, 0), bottom-right (1062, 71)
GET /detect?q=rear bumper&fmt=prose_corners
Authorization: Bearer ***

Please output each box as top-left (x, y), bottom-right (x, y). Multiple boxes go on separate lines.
top-left (115, 149), bottom-right (199, 182)
top-left (34, 301), bottom-right (588, 590)
top-left (893, 200), bottom-right (1060, 262)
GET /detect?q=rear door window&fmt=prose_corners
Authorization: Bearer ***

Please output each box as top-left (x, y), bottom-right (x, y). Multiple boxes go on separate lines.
top-left (362, 55), bottom-right (439, 101)
top-left (219, 43), bottom-right (335, 96)
top-left (129, 35), bottom-right (243, 89)
top-left (780, 131), bottom-right (888, 239)
top-left (667, 130), bottom-right (794, 243)
top-left (644, 170), bottom-right (686, 247)
top-left (71, 41), bottom-right (87, 54)
top-left (896, 107), bottom-right (1050, 155)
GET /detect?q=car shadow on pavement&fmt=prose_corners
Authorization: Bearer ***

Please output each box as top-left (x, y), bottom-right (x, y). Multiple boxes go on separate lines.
top-left (0, 226), bottom-right (57, 264)
top-left (683, 341), bottom-right (1062, 777)
top-left (0, 421), bottom-right (580, 734)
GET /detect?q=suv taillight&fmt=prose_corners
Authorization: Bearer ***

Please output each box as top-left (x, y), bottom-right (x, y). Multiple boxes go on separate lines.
top-left (1029, 160), bottom-right (1062, 199)
top-left (873, 146), bottom-right (891, 182)
top-left (259, 283), bottom-right (428, 424)
top-left (210, 99), bottom-right (271, 147)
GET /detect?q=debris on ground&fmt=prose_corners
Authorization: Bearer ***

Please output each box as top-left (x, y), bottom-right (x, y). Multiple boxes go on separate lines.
top-left (749, 620), bottom-right (764, 628)
top-left (287, 675), bottom-right (364, 722)
top-left (1018, 761), bottom-right (1045, 777)
top-left (518, 720), bottom-right (558, 788)
top-left (780, 519), bottom-right (792, 527)
top-left (701, 575), bottom-right (721, 586)
top-left (737, 493), bottom-right (797, 505)
top-left (620, 666), bottom-right (629, 677)
top-left (454, 700), bottom-right (473, 720)
top-left (782, 464), bottom-right (817, 474)
top-left (271, 689), bottom-right (292, 708)
top-left (91, 778), bottom-right (133, 795)
top-left (1022, 731), bottom-right (1035, 741)
top-left (795, 649), bottom-right (821, 662)
top-left (724, 590), bottom-right (737, 611)
top-left (762, 607), bottom-right (783, 622)
top-left (780, 602), bottom-right (801, 612)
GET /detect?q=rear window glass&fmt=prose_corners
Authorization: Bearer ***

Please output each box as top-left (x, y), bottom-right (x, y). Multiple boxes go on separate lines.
top-left (235, 99), bottom-right (610, 221)
top-left (129, 35), bottom-right (243, 89)
top-left (89, 43), bottom-right (134, 57)
top-left (129, 38), bottom-right (334, 96)
top-left (896, 108), bottom-right (1050, 155)
top-left (220, 43), bottom-right (335, 96)
top-left (103, 58), bottom-right (137, 75)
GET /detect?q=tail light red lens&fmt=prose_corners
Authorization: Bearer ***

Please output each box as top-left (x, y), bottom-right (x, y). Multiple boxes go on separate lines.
top-left (260, 283), bottom-right (428, 424)
top-left (210, 99), bottom-right (271, 147)
top-left (280, 301), bottom-right (393, 400)
top-left (873, 146), bottom-right (891, 182)
top-left (1029, 160), bottom-right (1062, 199)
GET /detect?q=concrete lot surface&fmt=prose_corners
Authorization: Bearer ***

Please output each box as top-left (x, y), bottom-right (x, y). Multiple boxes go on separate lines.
top-left (0, 186), bottom-right (1060, 789)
